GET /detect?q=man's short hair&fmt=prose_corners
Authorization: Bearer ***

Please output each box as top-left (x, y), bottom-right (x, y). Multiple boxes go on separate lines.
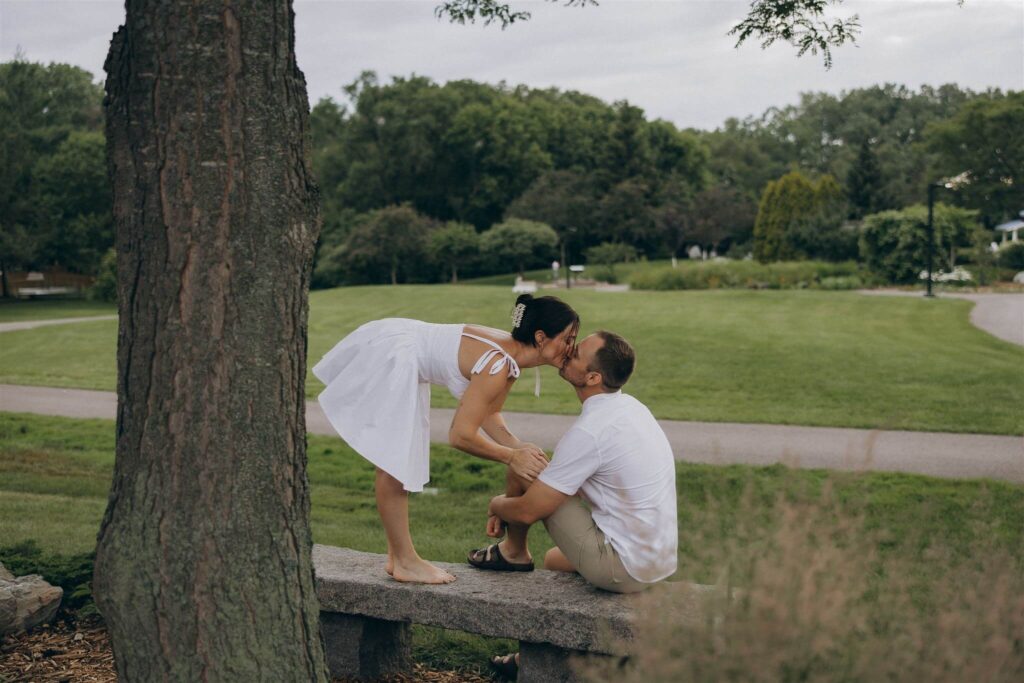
top-left (589, 330), bottom-right (635, 390)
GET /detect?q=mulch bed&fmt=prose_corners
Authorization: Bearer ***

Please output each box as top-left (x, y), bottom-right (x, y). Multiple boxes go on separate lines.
top-left (0, 617), bottom-right (114, 682)
top-left (0, 618), bottom-right (492, 683)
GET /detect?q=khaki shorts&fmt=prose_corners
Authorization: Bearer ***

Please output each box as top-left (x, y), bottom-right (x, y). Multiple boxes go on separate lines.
top-left (543, 496), bottom-right (648, 594)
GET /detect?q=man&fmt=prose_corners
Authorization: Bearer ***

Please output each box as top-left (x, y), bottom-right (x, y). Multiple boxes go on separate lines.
top-left (467, 331), bottom-right (678, 675)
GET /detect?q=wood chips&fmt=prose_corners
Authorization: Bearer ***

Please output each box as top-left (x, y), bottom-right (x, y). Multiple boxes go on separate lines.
top-left (0, 619), bottom-right (493, 682)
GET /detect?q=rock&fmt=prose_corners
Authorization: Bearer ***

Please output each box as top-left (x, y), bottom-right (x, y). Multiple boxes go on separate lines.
top-left (0, 562), bottom-right (14, 582)
top-left (1013, 271), bottom-right (1024, 284)
top-left (0, 573), bottom-right (63, 636)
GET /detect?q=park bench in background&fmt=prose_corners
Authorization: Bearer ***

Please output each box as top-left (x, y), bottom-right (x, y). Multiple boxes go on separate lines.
top-left (313, 545), bottom-right (710, 682)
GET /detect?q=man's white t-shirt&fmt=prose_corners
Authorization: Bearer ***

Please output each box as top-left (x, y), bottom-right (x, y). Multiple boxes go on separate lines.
top-left (538, 391), bottom-right (678, 583)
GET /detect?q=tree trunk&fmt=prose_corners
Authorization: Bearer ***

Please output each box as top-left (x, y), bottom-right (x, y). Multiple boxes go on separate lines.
top-left (0, 260), bottom-right (9, 298)
top-left (94, 2), bottom-right (327, 680)
top-left (451, 264), bottom-right (458, 284)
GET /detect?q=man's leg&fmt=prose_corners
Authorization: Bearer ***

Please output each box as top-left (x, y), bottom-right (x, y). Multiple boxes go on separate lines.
top-left (543, 547), bottom-right (574, 572)
top-left (543, 496), bottom-right (647, 593)
top-left (496, 469), bottom-right (533, 564)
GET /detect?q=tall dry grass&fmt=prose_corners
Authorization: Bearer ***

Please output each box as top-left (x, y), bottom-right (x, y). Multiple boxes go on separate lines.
top-left (583, 485), bottom-right (1024, 682)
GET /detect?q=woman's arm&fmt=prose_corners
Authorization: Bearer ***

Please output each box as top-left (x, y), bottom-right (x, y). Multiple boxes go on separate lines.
top-left (448, 370), bottom-right (548, 481)
top-left (480, 411), bottom-right (521, 448)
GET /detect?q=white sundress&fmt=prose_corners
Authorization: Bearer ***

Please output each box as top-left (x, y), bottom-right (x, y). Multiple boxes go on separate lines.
top-left (312, 318), bottom-right (521, 492)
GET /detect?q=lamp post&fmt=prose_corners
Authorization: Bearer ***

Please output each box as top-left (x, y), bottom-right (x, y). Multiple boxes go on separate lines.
top-left (562, 227), bottom-right (577, 289)
top-left (924, 172), bottom-right (971, 298)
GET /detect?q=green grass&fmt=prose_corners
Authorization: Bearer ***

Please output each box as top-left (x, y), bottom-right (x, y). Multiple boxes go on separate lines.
top-left (0, 299), bottom-right (116, 323)
top-left (2, 412), bottom-right (1023, 675)
top-left (1, 287), bottom-right (1022, 434)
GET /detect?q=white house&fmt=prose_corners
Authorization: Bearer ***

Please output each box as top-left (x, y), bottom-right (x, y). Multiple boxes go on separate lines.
top-left (996, 217), bottom-right (1023, 247)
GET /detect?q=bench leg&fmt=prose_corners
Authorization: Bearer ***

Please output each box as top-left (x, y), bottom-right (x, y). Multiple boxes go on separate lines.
top-left (518, 641), bottom-right (585, 683)
top-left (320, 612), bottom-right (412, 679)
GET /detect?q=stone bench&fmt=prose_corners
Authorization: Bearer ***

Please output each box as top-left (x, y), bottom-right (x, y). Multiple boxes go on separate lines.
top-left (313, 545), bottom-right (709, 682)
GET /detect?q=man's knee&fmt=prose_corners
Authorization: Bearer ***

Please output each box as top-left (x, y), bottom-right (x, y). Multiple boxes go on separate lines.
top-left (505, 468), bottom-right (533, 496)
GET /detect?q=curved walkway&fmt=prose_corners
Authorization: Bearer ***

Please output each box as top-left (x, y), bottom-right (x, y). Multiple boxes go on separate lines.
top-left (3, 384), bottom-right (1020, 484)
top-left (0, 315), bottom-right (118, 334)
top-left (858, 290), bottom-right (1024, 346)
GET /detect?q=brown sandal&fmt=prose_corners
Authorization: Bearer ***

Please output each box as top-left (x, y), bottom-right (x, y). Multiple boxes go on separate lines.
top-left (467, 543), bottom-right (534, 572)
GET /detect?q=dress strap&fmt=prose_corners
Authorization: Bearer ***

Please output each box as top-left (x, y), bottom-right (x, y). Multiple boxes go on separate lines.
top-left (462, 332), bottom-right (522, 380)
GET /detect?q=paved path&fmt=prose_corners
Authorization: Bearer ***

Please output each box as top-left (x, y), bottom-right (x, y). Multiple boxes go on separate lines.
top-left (858, 290), bottom-right (1024, 346)
top-left (3, 384), bottom-right (1020, 484)
top-left (0, 315), bottom-right (118, 333)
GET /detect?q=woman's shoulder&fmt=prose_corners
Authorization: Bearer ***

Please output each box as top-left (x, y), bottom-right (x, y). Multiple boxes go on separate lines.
top-left (461, 324), bottom-right (513, 346)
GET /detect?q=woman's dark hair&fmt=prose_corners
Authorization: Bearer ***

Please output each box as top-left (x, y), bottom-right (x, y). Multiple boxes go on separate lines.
top-left (510, 294), bottom-right (579, 346)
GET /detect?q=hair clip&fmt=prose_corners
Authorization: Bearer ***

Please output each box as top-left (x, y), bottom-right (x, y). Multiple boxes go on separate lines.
top-left (511, 302), bottom-right (526, 328)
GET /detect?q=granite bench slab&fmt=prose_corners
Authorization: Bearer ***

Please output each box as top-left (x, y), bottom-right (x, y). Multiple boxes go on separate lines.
top-left (313, 545), bottom-right (710, 682)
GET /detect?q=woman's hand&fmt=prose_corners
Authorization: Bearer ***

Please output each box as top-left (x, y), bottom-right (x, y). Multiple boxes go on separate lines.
top-left (507, 444), bottom-right (548, 482)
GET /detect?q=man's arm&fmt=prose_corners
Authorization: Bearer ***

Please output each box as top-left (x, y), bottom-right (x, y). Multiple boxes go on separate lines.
top-left (489, 481), bottom-right (568, 526)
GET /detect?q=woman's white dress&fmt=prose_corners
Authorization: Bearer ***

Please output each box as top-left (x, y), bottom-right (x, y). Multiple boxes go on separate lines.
top-left (312, 318), bottom-right (520, 492)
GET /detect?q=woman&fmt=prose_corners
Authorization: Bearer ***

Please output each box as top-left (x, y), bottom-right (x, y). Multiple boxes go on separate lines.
top-left (313, 294), bottom-right (579, 584)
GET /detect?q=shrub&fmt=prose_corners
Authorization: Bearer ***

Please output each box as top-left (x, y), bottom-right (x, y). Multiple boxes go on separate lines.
top-left (0, 540), bottom-right (96, 616)
top-left (997, 242), bottom-right (1024, 271)
top-left (859, 203), bottom-right (978, 284)
top-left (629, 260), bottom-right (863, 291)
top-left (88, 248), bottom-right (117, 303)
top-left (753, 172), bottom-right (850, 262)
top-left (580, 485), bottom-right (1024, 683)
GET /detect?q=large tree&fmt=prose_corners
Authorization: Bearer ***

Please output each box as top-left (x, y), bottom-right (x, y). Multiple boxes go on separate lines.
top-left (93, 1), bottom-right (327, 679)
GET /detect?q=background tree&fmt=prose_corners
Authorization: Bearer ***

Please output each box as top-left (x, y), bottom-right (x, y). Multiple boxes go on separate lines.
top-left (480, 218), bottom-right (558, 276)
top-left (754, 171), bottom-right (818, 261)
top-left (92, 1), bottom-right (328, 679)
top-left (754, 171), bottom-right (851, 262)
top-left (585, 241), bottom-right (637, 283)
top-left (925, 92), bottom-right (1024, 225)
top-left (846, 138), bottom-right (882, 219)
top-left (429, 221), bottom-right (479, 283)
top-left (0, 58), bottom-right (104, 294)
top-left (688, 185), bottom-right (758, 257)
top-left (343, 205), bottom-right (437, 285)
top-left (32, 130), bottom-right (112, 274)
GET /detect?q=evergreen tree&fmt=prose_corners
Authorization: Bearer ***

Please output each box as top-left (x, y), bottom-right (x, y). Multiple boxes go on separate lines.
top-left (847, 138), bottom-right (882, 219)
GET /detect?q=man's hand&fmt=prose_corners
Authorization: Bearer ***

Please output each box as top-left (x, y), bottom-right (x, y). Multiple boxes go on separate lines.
top-left (486, 514), bottom-right (505, 538)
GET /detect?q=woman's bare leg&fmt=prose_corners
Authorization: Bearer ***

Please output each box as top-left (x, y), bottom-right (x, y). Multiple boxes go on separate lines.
top-left (497, 469), bottom-right (532, 564)
top-left (375, 468), bottom-right (455, 584)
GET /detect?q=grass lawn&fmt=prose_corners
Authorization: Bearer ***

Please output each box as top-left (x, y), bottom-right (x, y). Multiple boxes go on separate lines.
top-left (0, 299), bottom-right (116, 323)
top-left (2, 286), bottom-right (1021, 434)
top-left (2, 412), bottom-right (1022, 676)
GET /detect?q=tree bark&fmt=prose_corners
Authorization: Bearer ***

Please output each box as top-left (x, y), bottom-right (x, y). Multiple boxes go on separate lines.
top-left (94, 1), bottom-right (327, 680)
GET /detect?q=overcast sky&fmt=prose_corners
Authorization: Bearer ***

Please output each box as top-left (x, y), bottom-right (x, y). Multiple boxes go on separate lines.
top-left (2, 0), bottom-right (1021, 130)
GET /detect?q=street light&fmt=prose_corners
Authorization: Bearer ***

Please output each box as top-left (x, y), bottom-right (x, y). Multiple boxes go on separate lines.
top-left (562, 227), bottom-right (577, 289)
top-left (924, 172), bottom-right (971, 298)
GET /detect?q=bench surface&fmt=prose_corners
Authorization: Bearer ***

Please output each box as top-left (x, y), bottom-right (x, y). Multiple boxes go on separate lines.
top-left (314, 545), bottom-right (651, 654)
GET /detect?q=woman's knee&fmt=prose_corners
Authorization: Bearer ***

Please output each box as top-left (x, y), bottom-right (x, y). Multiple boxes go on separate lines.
top-left (376, 468), bottom-right (404, 492)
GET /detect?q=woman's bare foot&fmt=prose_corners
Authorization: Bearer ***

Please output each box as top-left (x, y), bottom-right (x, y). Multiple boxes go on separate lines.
top-left (392, 557), bottom-right (456, 584)
top-left (385, 554), bottom-right (394, 576)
